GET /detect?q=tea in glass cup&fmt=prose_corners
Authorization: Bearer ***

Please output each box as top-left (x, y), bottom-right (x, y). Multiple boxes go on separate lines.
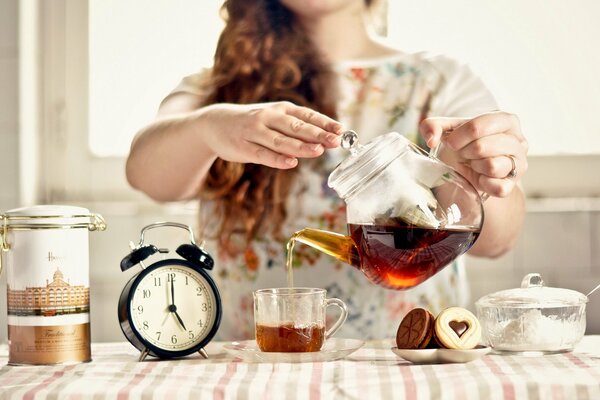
top-left (253, 288), bottom-right (348, 352)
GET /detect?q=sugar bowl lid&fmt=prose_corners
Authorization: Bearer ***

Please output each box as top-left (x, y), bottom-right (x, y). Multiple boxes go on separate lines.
top-left (476, 273), bottom-right (588, 308)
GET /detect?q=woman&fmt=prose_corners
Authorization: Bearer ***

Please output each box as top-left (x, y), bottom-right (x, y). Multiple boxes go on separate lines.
top-left (126, 0), bottom-right (528, 340)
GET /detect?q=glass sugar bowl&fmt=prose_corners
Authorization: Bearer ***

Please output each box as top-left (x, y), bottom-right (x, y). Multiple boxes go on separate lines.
top-left (475, 273), bottom-right (587, 354)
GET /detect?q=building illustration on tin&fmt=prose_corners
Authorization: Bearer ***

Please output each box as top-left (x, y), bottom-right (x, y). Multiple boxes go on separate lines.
top-left (7, 268), bottom-right (89, 316)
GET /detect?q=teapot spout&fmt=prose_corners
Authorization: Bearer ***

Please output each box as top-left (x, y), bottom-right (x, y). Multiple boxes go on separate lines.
top-left (289, 228), bottom-right (360, 268)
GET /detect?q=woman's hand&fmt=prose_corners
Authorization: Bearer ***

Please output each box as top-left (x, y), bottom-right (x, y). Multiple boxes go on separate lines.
top-left (419, 111), bottom-right (528, 198)
top-left (198, 101), bottom-right (343, 169)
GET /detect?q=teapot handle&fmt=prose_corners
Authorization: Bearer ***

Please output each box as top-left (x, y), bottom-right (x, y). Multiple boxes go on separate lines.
top-left (429, 142), bottom-right (490, 203)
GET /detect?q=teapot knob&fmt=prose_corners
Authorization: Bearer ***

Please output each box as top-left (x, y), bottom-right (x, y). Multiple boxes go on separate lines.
top-left (340, 130), bottom-right (360, 155)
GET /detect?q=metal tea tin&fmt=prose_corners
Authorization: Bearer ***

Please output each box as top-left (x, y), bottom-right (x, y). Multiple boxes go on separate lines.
top-left (0, 205), bottom-right (106, 365)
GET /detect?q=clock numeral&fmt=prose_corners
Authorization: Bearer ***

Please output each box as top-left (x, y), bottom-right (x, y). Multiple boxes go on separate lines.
top-left (196, 287), bottom-right (203, 296)
top-left (201, 303), bottom-right (208, 312)
top-left (185, 276), bottom-right (189, 285)
top-left (155, 331), bottom-right (161, 340)
top-left (137, 305), bottom-right (144, 314)
top-left (142, 289), bottom-right (151, 298)
top-left (167, 273), bottom-right (176, 283)
top-left (142, 321), bottom-right (149, 330)
top-left (197, 319), bottom-right (203, 327)
top-left (154, 277), bottom-right (162, 287)
top-left (188, 331), bottom-right (194, 340)
top-left (171, 335), bottom-right (178, 344)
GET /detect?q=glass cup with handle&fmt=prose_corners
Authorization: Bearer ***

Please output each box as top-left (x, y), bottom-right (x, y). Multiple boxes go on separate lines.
top-left (253, 287), bottom-right (348, 352)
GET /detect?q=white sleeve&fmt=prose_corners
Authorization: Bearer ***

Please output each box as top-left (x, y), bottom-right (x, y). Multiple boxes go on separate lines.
top-left (160, 69), bottom-right (212, 106)
top-left (427, 55), bottom-right (498, 118)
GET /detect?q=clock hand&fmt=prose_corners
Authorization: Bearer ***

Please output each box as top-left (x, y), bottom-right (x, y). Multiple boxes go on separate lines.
top-left (167, 275), bottom-right (188, 329)
top-left (166, 303), bottom-right (187, 330)
top-left (170, 277), bottom-right (175, 306)
top-left (160, 276), bottom-right (172, 327)
top-left (168, 277), bottom-right (187, 329)
top-left (173, 310), bottom-right (187, 331)
top-left (161, 309), bottom-right (170, 327)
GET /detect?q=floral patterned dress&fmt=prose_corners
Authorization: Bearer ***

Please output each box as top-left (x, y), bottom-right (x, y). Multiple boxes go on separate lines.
top-left (170, 52), bottom-right (497, 340)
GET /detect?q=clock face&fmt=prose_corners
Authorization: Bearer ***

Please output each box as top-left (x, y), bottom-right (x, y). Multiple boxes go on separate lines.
top-left (129, 264), bottom-right (217, 352)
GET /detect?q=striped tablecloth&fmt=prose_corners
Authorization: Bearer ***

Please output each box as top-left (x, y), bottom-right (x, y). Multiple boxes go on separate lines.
top-left (1, 337), bottom-right (600, 399)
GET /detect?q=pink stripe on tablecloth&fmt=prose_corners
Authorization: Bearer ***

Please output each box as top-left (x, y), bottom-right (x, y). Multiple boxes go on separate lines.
top-left (565, 352), bottom-right (600, 380)
top-left (309, 362), bottom-right (323, 400)
top-left (564, 352), bottom-right (599, 370)
top-left (262, 363), bottom-right (279, 400)
top-left (445, 363), bottom-right (467, 400)
top-left (565, 353), bottom-right (600, 399)
top-left (398, 364), bottom-right (416, 400)
top-left (355, 357), bottom-right (369, 399)
top-left (550, 383), bottom-right (565, 400)
top-left (213, 362), bottom-right (238, 400)
top-left (565, 353), bottom-right (589, 368)
top-left (527, 353), bottom-right (564, 400)
top-left (483, 357), bottom-right (516, 400)
top-left (22, 365), bottom-right (77, 400)
top-left (0, 366), bottom-right (35, 390)
top-left (116, 361), bottom-right (158, 400)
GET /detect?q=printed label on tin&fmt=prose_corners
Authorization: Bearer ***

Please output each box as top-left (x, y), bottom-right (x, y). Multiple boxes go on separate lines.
top-left (8, 323), bottom-right (91, 364)
top-left (7, 263), bottom-right (90, 317)
top-left (5, 228), bottom-right (91, 364)
top-left (6, 230), bottom-right (90, 322)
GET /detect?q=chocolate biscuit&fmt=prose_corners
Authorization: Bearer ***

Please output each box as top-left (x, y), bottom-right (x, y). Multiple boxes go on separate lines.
top-left (396, 308), bottom-right (435, 349)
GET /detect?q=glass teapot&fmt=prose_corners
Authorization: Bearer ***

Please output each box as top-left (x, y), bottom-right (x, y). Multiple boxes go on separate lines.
top-left (290, 130), bottom-right (484, 290)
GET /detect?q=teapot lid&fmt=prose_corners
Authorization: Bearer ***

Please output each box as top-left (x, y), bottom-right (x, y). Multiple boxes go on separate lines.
top-left (476, 273), bottom-right (588, 308)
top-left (328, 131), bottom-right (411, 199)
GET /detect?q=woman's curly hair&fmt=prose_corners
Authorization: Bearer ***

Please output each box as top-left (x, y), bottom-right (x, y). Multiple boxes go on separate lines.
top-left (197, 0), bottom-right (340, 255)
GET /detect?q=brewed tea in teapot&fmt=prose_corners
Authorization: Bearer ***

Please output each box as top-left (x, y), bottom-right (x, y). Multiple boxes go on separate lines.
top-left (287, 131), bottom-right (484, 290)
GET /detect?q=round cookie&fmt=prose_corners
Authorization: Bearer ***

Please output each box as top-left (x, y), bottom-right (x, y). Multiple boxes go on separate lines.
top-left (396, 308), bottom-right (435, 349)
top-left (434, 307), bottom-right (481, 350)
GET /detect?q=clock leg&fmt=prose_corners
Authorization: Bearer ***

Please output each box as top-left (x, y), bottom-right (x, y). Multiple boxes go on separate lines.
top-left (198, 348), bottom-right (208, 359)
top-left (139, 347), bottom-right (150, 362)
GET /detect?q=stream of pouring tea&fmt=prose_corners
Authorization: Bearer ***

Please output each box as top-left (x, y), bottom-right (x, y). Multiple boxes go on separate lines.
top-left (285, 236), bottom-right (297, 288)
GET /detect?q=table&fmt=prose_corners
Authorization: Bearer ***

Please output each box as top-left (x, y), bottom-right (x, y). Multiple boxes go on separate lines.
top-left (1, 337), bottom-right (600, 399)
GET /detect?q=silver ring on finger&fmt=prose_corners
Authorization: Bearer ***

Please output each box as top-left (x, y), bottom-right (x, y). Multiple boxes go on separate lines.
top-left (505, 155), bottom-right (517, 179)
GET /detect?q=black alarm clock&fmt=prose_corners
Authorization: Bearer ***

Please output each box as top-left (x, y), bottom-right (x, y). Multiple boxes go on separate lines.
top-left (118, 222), bottom-right (222, 361)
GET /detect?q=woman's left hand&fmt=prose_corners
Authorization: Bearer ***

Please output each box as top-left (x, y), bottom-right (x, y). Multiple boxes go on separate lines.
top-left (419, 111), bottom-right (528, 198)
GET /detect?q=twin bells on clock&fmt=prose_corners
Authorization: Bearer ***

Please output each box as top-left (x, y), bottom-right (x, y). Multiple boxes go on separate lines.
top-left (118, 222), bottom-right (222, 361)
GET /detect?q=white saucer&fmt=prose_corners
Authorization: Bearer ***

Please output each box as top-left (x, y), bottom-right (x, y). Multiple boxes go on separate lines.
top-left (391, 345), bottom-right (491, 364)
top-left (223, 338), bottom-right (364, 363)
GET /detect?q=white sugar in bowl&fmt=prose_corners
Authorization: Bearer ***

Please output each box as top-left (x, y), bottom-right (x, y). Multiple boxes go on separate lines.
top-left (475, 273), bottom-right (587, 354)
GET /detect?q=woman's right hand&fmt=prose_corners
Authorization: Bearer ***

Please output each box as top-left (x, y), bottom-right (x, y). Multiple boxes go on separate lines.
top-left (198, 101), bottom-right (343, 169)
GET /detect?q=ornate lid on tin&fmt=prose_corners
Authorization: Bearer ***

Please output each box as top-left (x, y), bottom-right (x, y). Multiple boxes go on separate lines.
top-left (2, 205), bottom-right (106, 231)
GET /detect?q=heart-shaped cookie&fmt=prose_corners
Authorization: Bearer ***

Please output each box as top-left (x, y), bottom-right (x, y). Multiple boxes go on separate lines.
top-left (434, 307), bottom-right (481, 350)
